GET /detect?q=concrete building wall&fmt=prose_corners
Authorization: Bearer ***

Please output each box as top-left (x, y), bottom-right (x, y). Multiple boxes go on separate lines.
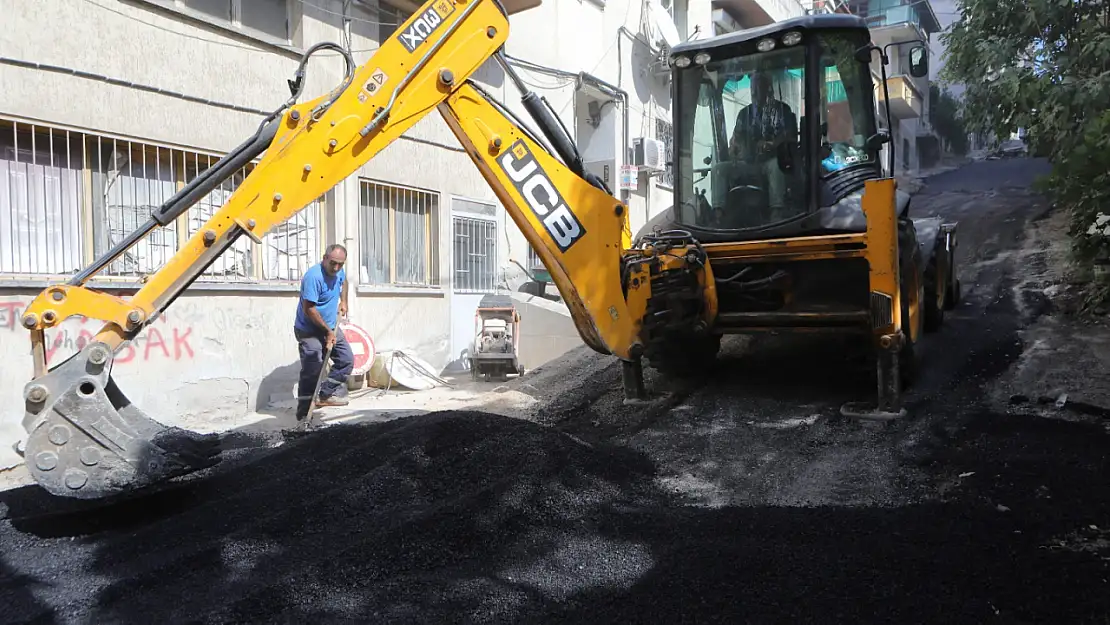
top-left (0, 0), bottom-right (490, 454)
top-left (510, 292), bottom-right (582, 371)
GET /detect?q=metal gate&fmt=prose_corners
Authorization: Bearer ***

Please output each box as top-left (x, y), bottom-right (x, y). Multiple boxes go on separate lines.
top-left (452, 215), bottom-right (497, 293)
top-left (445, 199), bottom-right (499, 373)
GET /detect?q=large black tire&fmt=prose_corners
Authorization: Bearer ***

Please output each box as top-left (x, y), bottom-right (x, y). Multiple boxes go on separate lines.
top-left (645, 334), bottom-right (722, 378)
top-left (899, 260), bottom-right (924, 389)
top-left (923, 248), bottom-right (945, 333)
top-left (945, 276), bottom-right (962, 310)
top-left (899, 296), bottom-right (919, 389)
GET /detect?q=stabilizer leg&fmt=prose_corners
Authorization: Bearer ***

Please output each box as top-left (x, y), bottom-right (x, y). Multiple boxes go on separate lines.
top-left (621, 358), bottom-right (649, 406)
top-left (840, 333), bottom-right (908, 421)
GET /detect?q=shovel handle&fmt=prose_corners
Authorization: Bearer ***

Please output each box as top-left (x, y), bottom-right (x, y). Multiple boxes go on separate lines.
top-left (307, 325), bottom-right (340, 414)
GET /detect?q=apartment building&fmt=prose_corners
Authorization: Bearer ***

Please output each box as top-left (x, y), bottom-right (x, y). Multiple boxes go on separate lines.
top-left (844, 0), bottom-right (942, 174)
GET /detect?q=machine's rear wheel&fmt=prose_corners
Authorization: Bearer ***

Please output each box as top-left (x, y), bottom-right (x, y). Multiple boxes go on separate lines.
top-left (880, 254), bottom-right (924, 390)
top-left (923, 248), bottom-right (945, 333)
top-left (945, 277), bottom-right (962, 309)
top-left (899, 296), bottom-right (919, 388)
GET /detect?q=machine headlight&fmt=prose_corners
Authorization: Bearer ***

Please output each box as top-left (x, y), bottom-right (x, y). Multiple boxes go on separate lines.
top-left (782, 31), bottom-right (802, 46)
top-left (694, 52), bottom-right (711, 65)
top-left (757, 37), bottom-right (775, 52)
top-left (673, 55), bottom-right (691, 68)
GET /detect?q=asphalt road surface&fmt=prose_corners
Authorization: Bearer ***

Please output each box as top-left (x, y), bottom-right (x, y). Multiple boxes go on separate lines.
top-left (3, 157), bottom-right (1108, 625)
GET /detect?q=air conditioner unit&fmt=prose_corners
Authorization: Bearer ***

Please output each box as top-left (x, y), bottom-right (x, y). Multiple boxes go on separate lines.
top-left (633, 137), bottom-right (666, 172)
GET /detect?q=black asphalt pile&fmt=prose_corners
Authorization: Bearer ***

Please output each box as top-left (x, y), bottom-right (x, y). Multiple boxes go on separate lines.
top-left (0, 410), bottom-right (667, 624)
top-left (1, 406), bottom-right (1108, 624)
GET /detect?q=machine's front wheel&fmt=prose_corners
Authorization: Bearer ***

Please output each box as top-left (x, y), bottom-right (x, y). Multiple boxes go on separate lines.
top-left (923, 229), bottom-right (955, 332)
top-left (946, 277), bottom-right (962, 309)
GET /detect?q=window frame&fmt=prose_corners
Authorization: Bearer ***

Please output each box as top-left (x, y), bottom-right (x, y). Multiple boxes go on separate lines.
top-left (449, 196), bottom-right (499, 295)
top-left (356, 177), bottom-right (443, 294)
top-left (376, 1), bottom-right (414, 43)
top-left (0, 115), bottom-right (324, 292)
top-left (137, 0), bottom-right (302, 51)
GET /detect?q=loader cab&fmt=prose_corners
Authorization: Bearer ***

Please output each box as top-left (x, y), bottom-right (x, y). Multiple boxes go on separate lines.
top-left (667, 15), bottom-right (926, 242)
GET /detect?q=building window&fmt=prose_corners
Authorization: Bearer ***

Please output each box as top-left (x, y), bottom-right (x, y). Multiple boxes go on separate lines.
top-left (359, 180), bottom-right (440, 287)
top-left (451, 198), bottom-right (498, 294)
top-left (526, 244), bottom-right (544, 275)
top-left (155, 0), bottom-right (296, 43)
top-left (377, 2), bottom-right (412, 42)
top-left (238, 0), bottom-right (294, 41)
top-left (655, 117), bottom-right (674, 187)
top-left (0, 116), bottom-right (322, 284)
top-left (659, 0), bottom-right (688, 39)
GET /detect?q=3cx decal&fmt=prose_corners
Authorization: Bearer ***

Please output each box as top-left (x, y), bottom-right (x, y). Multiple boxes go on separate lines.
top-left (498, 140), bottom-right (587, 253)
top-left (396, 0), bottom-right (456, 53)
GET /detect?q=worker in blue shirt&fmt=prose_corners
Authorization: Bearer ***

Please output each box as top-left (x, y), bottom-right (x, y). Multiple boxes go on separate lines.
top-left (293, 243), bottom-right (354, 424)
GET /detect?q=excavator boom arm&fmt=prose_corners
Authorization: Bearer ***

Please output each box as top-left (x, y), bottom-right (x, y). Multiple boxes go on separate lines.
top-left (437, 78), bottom-right (638, 359)
top-left (15, 0), bottom-right (641, 500)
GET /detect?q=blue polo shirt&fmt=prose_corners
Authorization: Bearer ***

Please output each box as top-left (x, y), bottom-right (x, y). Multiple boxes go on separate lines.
top-left (294, 263), bottom-right (345, 333)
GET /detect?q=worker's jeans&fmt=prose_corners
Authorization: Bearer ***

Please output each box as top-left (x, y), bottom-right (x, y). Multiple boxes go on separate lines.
top-left (295, 327), bottom-right (353, 412)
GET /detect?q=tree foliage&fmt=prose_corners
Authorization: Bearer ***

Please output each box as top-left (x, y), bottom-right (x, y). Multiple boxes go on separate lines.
top-left (939, 0), bottom-right (1110, 309)
top-left (929, 84), bottom-right (969, 156)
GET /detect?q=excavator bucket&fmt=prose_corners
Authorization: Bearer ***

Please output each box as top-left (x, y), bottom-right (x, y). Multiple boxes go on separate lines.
top-left (20, 341), bottom-right (221, 500)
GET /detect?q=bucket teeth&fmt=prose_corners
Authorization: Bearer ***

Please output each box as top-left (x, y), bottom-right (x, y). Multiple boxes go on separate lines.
top-left (21, 343), bottom-right (223, 500)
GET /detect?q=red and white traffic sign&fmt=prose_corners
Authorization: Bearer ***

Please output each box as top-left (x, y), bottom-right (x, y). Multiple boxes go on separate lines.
top-left (339, 321), bottom-right (376, 375)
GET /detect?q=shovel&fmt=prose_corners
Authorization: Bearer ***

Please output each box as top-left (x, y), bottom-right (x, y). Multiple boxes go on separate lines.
top-left (301, 316), bottom-right (347, 427)
top-left (305, 339), bottom-right (335, 419)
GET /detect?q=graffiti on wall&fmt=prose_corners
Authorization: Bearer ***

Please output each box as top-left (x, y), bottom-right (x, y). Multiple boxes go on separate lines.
top-left (0, 299), bottom-right (195, 365)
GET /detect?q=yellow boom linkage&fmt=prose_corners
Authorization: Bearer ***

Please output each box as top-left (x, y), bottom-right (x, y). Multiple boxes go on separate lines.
top-left (15, 0), bottom-right (647, 500)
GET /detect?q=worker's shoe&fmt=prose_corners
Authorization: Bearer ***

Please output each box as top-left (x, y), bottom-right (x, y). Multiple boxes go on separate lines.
top-left (316, 392), bottom-right (349, 407)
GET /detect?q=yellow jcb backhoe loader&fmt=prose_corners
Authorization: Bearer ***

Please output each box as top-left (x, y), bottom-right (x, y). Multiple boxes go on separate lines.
top-left (13, 0), bottom-right (958, 500)
top-left (636, 16), bottom-right (961, 418)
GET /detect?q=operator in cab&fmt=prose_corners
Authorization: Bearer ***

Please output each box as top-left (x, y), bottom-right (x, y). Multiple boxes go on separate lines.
top-left (293, 243), bottom-right (354, 425)
top-left (728, 69), bottom-right (798, 218)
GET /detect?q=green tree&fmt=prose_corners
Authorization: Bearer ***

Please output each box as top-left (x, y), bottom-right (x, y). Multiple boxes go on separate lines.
top-left (939, 0), bottom-right (1110, 309)
top-left (929, 84), bottom-right (969, 156)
